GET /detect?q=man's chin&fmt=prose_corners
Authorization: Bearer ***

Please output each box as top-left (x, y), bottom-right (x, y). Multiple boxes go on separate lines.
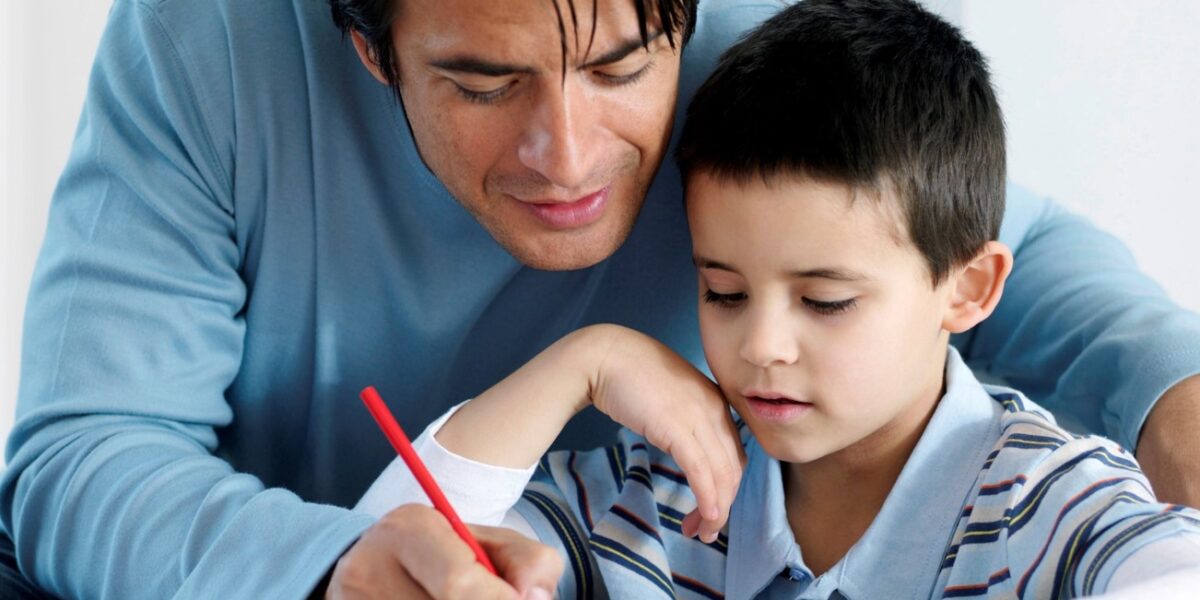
top-left (506, 236), bottom-right (624, 272)
top-left (495, 221), bottom-right (637, 272)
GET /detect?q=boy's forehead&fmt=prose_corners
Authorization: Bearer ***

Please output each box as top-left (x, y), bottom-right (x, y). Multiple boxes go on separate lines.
top-left (685, 169), bottom-right (941, 286)
top-left (685, 170), bottom-right (913, 248)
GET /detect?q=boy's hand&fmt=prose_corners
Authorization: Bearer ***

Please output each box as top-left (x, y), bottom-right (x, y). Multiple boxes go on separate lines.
top-left (585, 325), bottom-right (747, 544)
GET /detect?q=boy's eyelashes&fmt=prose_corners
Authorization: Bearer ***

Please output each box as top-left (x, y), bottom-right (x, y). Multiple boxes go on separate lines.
top-left (701, 289), bottom-right (858, 316)
top-left (703, 289), bottom-right (747, 308)
top-left (802, 297), bottom-right (857, 315)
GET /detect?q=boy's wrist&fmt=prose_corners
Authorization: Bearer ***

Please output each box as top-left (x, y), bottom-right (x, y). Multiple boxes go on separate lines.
top-left (558, 323), bottom-right (631, 414)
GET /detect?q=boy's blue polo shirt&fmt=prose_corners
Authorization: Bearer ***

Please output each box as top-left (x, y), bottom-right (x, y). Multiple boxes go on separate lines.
top-left (514, 349), bottom-right (1200, 599)
top-left (729, 349), bottom-right (1011, 599)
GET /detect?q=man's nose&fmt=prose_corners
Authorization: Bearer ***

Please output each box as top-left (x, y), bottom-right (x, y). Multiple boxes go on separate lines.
top-left (517, 83), bottom-right (596, 190)
top-left (739, 304), bottom-right (800, 368)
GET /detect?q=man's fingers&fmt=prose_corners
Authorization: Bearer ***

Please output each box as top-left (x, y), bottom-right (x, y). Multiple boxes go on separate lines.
top-left (381, 506), bottom-right (519, 600)
top-left (327, 536), bottom-right (432, 600)
top-left (472, 525), bottom-right (563, 598)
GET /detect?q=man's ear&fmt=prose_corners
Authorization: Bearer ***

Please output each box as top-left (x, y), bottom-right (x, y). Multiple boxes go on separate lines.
top-left (943, 241), bottom-right (1014, 334)
top-left (350, 30), bottom-right (391, 86)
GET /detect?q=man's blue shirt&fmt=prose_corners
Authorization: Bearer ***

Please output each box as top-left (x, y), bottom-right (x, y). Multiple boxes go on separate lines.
top-left (4, 0), bottom-right (1200, 597)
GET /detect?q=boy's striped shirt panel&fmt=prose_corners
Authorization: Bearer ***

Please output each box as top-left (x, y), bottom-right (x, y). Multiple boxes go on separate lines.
top-left (936, 400), bottom-right (1200, 599)
top-left (512, 393), bottom-right (1200, 599)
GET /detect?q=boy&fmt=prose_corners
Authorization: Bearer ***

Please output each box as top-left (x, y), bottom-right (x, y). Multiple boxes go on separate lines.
top-left (357, 1), bottom-right (1200, 597)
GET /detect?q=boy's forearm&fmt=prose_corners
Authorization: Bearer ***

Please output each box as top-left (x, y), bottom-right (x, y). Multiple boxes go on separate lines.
top-left (434, 325), bottom-right (617, 468)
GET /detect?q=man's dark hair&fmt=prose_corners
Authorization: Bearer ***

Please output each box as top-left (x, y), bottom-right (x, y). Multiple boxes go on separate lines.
top-left (676, 0), bottom-right (1005, 285)
top-left (328, 0), bottom-right (699, 100)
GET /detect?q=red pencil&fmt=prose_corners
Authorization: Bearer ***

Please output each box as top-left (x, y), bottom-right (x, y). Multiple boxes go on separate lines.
top-left (359, 386), bottom-right (498, 575)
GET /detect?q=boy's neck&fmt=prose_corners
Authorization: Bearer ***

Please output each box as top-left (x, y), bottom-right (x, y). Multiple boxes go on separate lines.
top-left (782, 354), bottom-right (948, 577)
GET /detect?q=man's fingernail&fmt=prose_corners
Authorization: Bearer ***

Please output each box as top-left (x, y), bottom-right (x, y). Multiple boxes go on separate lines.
top-left (525, 586), bottom-right (553, 600)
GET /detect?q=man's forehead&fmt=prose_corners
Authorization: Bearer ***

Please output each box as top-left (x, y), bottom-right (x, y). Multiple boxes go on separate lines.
top-left (400, 0), bottom-right (663, 67)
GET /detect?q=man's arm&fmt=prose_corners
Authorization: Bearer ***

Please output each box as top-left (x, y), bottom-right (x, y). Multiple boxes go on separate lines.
top-left (0, 3), bottom-right (383, 597)
top-left (954, 184), bottom-right (1200, 504)
top-left (1136, 375), bottom-right (1200, 505)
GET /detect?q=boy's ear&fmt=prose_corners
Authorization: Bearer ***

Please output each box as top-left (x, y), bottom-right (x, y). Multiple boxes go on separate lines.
top-left (350, 30), bottom-right (391, 86)
top-left (943, 241), bottom-right (1014, 334)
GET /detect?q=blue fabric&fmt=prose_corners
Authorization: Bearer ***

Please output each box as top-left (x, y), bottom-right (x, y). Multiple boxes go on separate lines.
top-left (3, 0), bottom-right (1199, 597)
top-left (513, 350), bottom-right (1200, 600)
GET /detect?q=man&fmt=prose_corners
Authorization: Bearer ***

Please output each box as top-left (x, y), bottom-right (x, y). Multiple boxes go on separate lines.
top-left (2, 0), bottom-right (1198, 598)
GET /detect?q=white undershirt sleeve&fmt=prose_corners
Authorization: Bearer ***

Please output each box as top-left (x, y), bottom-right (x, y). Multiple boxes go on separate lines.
top-left (354, 401), bottom-right (538, 535)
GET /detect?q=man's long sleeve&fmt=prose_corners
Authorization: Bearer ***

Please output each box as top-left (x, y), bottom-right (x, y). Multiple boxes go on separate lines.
top-left (956, 185), bottom-right (1200, 450)
top-left (1, 3), bottom-right (373, 597)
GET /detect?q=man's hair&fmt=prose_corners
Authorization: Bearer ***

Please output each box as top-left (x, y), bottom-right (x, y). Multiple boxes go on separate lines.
top-left (676, 0), bottom-right (1005, 285)
top-left (328, 0), bottom-right (699, 100)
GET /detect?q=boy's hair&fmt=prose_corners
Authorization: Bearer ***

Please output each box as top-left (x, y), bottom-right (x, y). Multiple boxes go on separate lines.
top-left (676, 0), bottom-right (1005, 285)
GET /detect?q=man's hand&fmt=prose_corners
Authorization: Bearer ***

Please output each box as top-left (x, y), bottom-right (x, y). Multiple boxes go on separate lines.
top-left (588, 325), bottom-right (747, 545)
top-left (325, 504), bottom-right (562, 600)
top-left (1137, 375), bottom-right (1200, 507)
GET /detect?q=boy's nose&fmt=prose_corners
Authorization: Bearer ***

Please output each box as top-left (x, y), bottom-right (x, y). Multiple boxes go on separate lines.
top-left (739, 308), bottom-right (800, 368)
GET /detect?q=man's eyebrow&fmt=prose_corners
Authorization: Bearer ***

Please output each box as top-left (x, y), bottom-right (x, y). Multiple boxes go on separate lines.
top-left (428, 57), bottom-right (536, 77)
top-left (580, 30), bottom-right (665, 69)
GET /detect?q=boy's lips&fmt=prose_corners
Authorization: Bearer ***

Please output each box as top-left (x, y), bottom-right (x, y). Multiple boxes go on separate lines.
top-left (743, 390), bottom-right (813, 423)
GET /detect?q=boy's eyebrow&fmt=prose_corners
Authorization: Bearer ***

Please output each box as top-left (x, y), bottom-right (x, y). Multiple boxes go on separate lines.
top-left (786, 268), bottom-right (869, 282)
top-left (694, 257), bottom-right (868, 282)
top-left (428, 30), bottom-right (664, 77)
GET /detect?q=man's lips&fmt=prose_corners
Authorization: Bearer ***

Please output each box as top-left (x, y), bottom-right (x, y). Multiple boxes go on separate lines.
top-left (517, 186), bottom-right (610, 230)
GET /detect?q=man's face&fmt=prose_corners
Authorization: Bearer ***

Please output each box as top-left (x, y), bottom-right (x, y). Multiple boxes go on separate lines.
top-left (688, 172), bottom-right (955, 469)
top-left (361, 0), bottom-right (682, 270)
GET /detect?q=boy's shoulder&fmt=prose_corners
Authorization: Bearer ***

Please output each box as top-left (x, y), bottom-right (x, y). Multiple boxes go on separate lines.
top-left (981, 386), bottom-right (1141, 491)
top-left (938, 386), bottom-right (1200, 597)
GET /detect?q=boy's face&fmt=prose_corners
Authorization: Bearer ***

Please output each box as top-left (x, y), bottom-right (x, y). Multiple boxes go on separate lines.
top-left (688, 172), bottom-right (955, 467)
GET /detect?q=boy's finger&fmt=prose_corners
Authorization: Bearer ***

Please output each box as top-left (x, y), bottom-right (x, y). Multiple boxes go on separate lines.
top-left (682, 509), bottom-right (703, 538)
top-left (669, 425), bottom-right (721, 521)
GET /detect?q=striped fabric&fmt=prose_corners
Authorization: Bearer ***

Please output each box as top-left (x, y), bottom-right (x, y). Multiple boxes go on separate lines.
top-left (935, 393), bottom-right (1200, 599)
top-left (510, 350), bottom-right (1200, 599)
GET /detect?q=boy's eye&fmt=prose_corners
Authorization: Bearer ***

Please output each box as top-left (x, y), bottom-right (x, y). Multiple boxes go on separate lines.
top-left (703, 289), bottom-right (747, 308)
top-left (802, 297), bottom-right (857, 315)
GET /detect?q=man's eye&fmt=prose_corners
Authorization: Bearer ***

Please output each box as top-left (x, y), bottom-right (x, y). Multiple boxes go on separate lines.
top-left (594, 61), bottom-right (654, 87)
top-left (453, 83), bottom-right (511, 105)
top-left (703, 289), bottom-right (746, 308)
top-left (802, 297), bottom-right (857, 316)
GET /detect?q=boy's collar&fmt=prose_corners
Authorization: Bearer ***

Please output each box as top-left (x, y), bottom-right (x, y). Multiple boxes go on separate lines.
top-left (725, 347), bottom-right (1007, 599)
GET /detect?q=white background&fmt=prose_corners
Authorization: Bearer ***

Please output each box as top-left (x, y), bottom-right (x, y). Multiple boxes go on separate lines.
top-left (2, 1), bottom-right (1199, 457)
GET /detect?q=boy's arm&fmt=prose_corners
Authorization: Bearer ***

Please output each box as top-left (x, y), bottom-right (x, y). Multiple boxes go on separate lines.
top-left (361, 324), bottom-right (745, 543)
top-left (956, 184), bottom-right (1200, 504)
top-left (1095, 535), bottom-right (1200, 599)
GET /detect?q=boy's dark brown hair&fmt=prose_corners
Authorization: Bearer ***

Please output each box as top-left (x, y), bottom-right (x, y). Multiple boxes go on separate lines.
top-left (677, 0), bottom-right (1006, 285)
